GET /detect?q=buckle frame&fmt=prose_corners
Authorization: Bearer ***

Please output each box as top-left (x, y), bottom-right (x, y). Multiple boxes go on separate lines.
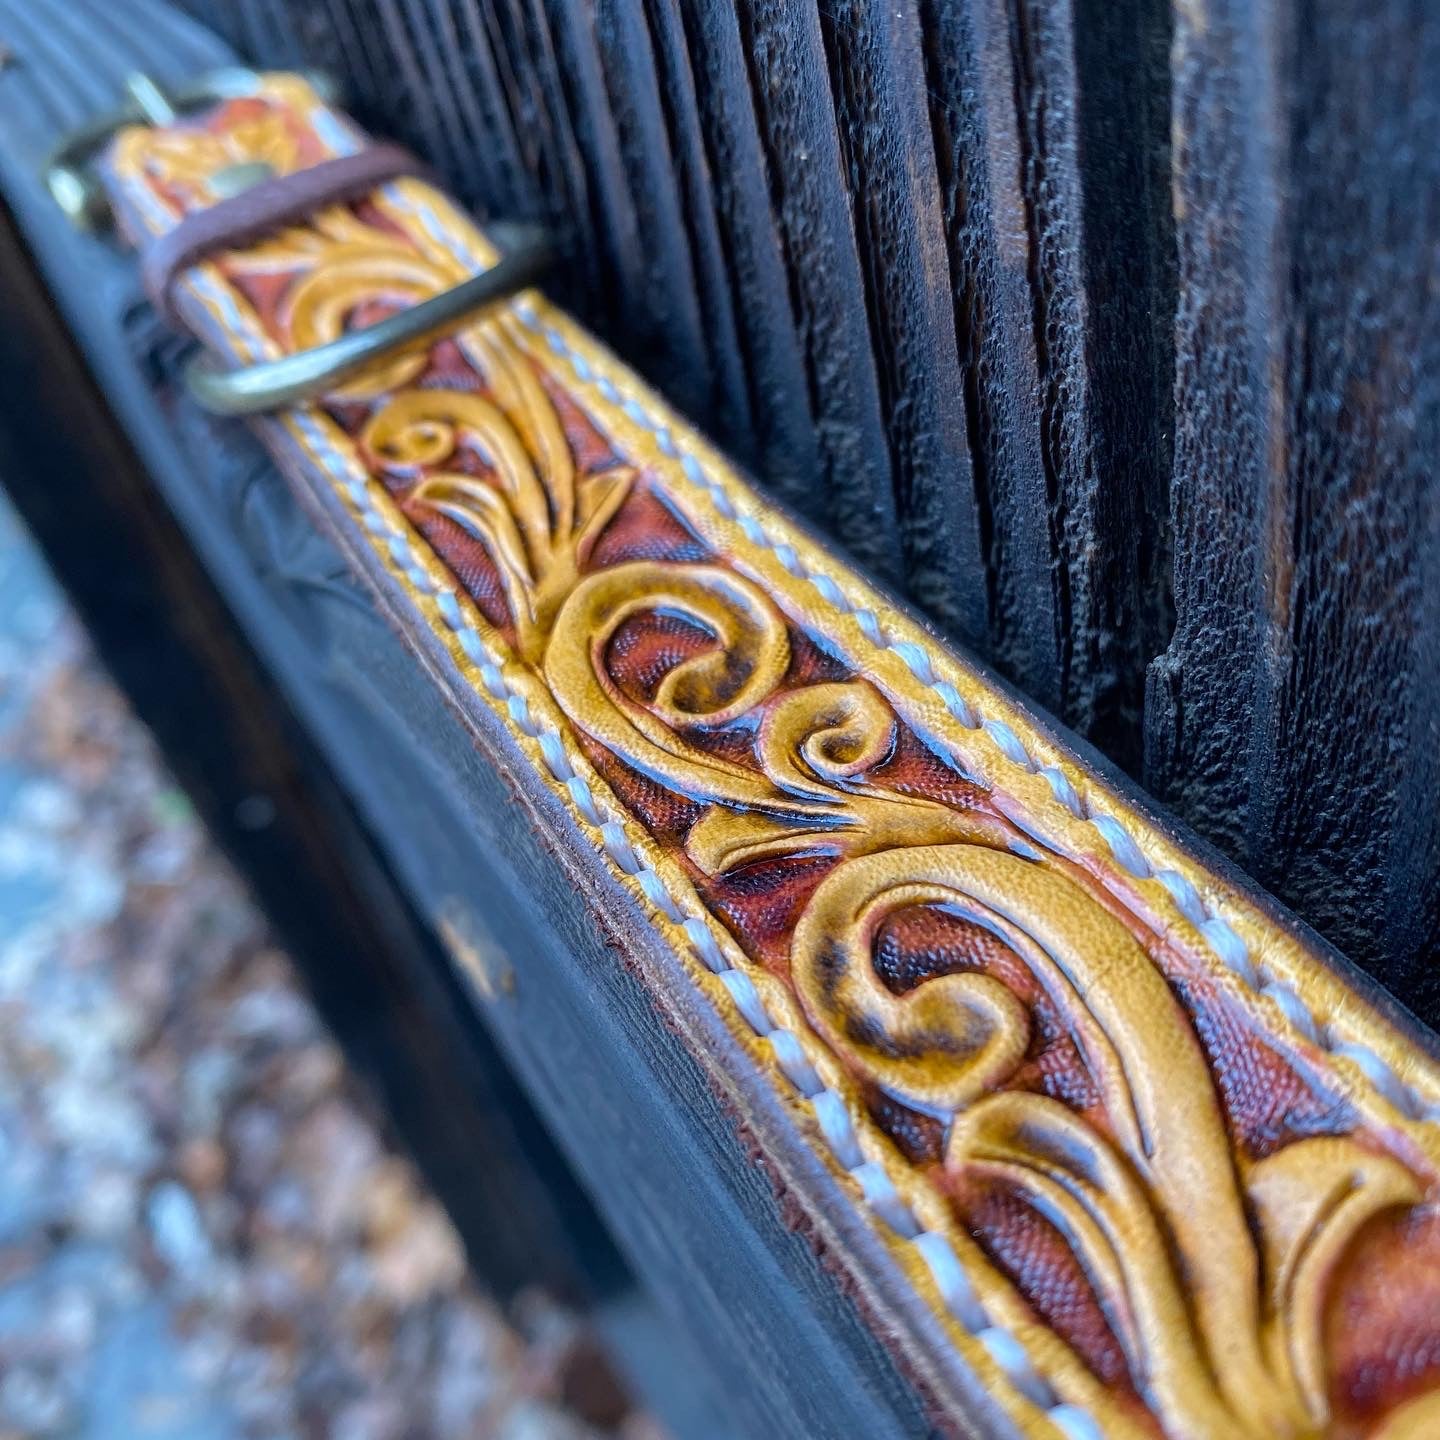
top-left (44, 67), bottom-right (339, 230)
top-left (185, 221), bottom-right (557, 416)
top-left (43, 65), bottom-right (554, 415)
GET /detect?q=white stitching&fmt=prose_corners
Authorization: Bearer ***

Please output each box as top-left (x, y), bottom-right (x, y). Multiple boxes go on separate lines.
top-left (1039, 765), bottom-right (1085, 819)
top-left (984, 719), bottom-right (1036, 771)
top-left (934, 680), bottom-right (978, 730)
top-left (505, 302), bottom-right (1440, 1135)
top-left (506, 693), bottom-right (536, 735)
top-left (1049, 1407), bottom-right (1108, 1440)
top-left (979, 1328), bottom-right (1052, 1407)
top-left (811, 1089), bottom-right (864, 1169)
top-left (720, 971), bottom-right (774, 1036)
top-left (914, 1230), bottom-right (988, 1330)
top-left (566, 777), bottom-right (603, 828)
top-left (770, 1030), bottom-right (824, 1097)
top-left (538, 730), bottom-right (574, 783)
top-left (1088, 815), bottom-right (1152, 880)
top-left (684, 916), bottom-right (728, 973)
top-left (853, 1161), bottom-right (921, 1240)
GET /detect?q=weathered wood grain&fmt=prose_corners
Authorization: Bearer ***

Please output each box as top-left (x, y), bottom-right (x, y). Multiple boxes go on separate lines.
top-left (0, 200), bottom-right (619, 1317)
top-left (1157, 0), bottom-right (1440, 997)
top-left (68, 0), bottom-right (1440, 1007)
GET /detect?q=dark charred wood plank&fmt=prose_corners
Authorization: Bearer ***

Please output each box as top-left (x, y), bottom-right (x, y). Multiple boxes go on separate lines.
top-left (652, 0), bottom-right (835, 536)
top-left (812, 1), bottom-right (984, 637)
top-left (1154, 0), bottom-right (1440, 1000)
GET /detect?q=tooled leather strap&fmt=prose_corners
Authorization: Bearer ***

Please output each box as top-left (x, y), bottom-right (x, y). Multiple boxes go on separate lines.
top-left (97, 73), bottom-right (1440, 1440)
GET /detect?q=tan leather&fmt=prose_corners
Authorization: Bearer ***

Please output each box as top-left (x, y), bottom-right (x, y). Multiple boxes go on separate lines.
top-left (99, 75), bottom-right (1440, 1440)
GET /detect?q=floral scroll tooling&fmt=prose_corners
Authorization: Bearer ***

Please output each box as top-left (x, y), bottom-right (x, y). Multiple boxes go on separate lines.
top-left (340, 270), bottom-right (1425, 1440)
top-left (362, 322), bottom-right (635, 663)
top-left (544, 564), bottom-right (1018, 871)
top-left (231, 201), bottom-right (640, 651)
top-left (543, 568), bottom-right (1423, 1439)
top-left (795, 845), bottom-right (1418, 1438)
top-left (128, 108), bottom-right (1433, 1434)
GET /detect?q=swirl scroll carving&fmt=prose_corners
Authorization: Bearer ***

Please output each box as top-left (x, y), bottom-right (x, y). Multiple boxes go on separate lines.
top-left (797, 845), bottom-right (1419, 1438)
top-left (538, 559), bottom-right (1426, 1435)
top-left (545, 565), bottom-right (1016, 872)
top-left (360, 369), bottom-right (1425, 1433)
top-left (140, 100), bottom-right (1435, 1431)
top-left (543, 558), bottom-right (1424, 1438)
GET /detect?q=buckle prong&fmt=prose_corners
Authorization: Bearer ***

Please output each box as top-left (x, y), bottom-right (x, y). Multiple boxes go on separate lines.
top-left (125, 72), bottom-right (178, 127)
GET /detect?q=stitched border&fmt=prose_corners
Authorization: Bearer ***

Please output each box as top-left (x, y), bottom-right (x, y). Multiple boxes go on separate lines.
top-left (102, 81), bottom-right (1440, 1440)
top-left (287, 412), bottom-right (1112, 1440)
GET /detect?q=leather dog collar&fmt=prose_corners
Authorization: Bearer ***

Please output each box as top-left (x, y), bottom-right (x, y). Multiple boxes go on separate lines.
top-left (80, 69), bottom-right (1440, 1440)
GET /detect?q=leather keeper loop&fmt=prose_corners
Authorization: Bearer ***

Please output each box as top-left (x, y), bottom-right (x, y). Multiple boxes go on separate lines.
top-left (141, 143), bottom-right (432, 327)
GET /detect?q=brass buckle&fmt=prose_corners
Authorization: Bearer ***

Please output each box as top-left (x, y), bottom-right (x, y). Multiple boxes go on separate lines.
top-left (46, 66), bottom-right (555, 416)
top-left (44, 67), bottom-right (340, 230)
top-left (184, 220), bottom-right (557, 416)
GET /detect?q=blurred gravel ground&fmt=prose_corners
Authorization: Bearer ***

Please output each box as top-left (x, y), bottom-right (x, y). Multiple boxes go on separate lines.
top-left (0, 495), bottom-right (652, 1440)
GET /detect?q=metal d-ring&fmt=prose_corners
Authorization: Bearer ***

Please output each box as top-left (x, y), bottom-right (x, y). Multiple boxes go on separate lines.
top-left (184, 221), bottom-right (557, 416)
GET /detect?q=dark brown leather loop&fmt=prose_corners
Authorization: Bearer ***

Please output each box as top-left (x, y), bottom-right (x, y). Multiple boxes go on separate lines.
top-left (142, 143), bottom-right (432, 326)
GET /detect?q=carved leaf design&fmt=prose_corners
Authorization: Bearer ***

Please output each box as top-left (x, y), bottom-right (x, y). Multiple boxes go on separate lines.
top-left (1249, 1137), bottom-right (1420, 1423)
top-left (362, 360), bottom-right (633, 660)
top-left (1370, 1390), bottom-right (1440, 1439)
top-left (285, 245), bottom-right (463, 396)
top-left (547, 561), bottom-right (801, 812)
top-left (950, 1091), bottom-right (1246, 1437)
top-left (339, 302), bottom-right (1433, 1440)
top-left (547, 571), bottom-right (1017, 873)
top-left (794, 843), bottom-right (1317, 1436)
top-left (228, 206), bottom-right (420, 278)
